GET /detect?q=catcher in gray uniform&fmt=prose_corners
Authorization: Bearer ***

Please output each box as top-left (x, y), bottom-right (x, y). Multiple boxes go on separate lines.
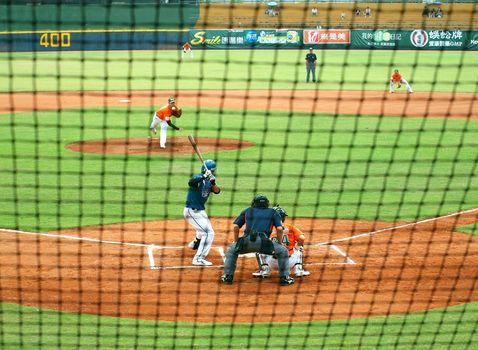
top-left (220, 194), bottom-right (295, 286)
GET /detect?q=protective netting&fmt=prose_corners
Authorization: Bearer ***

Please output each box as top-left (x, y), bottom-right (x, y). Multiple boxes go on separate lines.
top-left (1, 0), bottom-right (478, 349)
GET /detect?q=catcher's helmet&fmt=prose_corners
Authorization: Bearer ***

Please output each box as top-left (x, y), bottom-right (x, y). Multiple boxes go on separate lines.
top-left (201, 159), bottom-right (216, 173)
top-left (251, 194), bottom-right (270, 208)
top-left (273, 205), bottom-right (288, 221)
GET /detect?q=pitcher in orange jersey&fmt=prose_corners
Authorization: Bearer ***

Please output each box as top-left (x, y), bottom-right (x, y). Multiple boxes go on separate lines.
top-left (148, 97), bottom-right (183, 149)
top-left (181, 42), bottom-right (193, 59)
top-left (389, 69), bottom-right (413, 94)
top-left (252, 206), bottom-right (311, 278)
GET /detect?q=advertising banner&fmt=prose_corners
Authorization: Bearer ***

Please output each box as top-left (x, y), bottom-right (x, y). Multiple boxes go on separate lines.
top-left (303, 29), bottom-right (351, 45)
top-left (352, 29), bottom-right (478, 50)
top-left (189, 29), bottom-right (302, 49)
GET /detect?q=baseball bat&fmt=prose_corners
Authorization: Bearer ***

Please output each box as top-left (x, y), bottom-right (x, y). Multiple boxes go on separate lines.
top-left (187, 135), bottom-right (209, 171)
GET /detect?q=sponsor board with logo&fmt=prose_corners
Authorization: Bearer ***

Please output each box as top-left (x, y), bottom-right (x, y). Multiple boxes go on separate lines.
top-left (303, 29), bottom-right (350, 45)
top-left (187, 29), bottom-right (478, 50)
top-left (189, 29), bottom-right (301, 49)
top-left (354, 29), bottom-right (478, 50)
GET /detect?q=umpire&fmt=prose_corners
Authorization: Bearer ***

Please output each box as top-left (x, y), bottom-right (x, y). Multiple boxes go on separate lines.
top-left (220, 194), bottom-right (295, 286)
top-left (305, 47), bottom-right (317, 83)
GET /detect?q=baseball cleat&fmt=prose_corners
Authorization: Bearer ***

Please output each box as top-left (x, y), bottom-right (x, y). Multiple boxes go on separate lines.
top-left (252, 270), bottom-right (271, 278)
top-left (220, 275), bottom-right (233, 285)
top-left (192, 258), bottom-right (213, 266)
top-left (295, 270), bottom-right (311, 277)
top-left (252, 265), bottom-right (271, 278)
top-left (279, 276), bottom-right (295, 286)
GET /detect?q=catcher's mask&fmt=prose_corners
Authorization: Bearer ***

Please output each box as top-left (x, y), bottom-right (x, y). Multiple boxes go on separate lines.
top-left (201, 159), bottom-right (216, 173)
top-left (251, 194), bottom-right (270, 208)
top-left (273, 205), bottom-right (288, 222)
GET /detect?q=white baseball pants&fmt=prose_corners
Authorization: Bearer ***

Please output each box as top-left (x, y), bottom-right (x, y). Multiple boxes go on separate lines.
top-left (182, 48), bottom-right (193, 58)
top-left (261, 249), bottom-right (302, 274)
top-left (183, 207), bottom-right (215, 262)
top-left (389, 79), bottom-right (413, 93)
top-left (149, 114), bottom-right (169, 147)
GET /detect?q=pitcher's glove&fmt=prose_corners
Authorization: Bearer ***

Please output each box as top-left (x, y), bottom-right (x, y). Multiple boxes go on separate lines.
top-left (171, 106), bottom-right (182, 118)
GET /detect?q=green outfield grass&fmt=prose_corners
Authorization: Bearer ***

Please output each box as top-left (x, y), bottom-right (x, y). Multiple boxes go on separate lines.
top-left (1, 49), bottom-right (478, 349)
top-left (1, 301), bottom-right (477, 350)
top-left (456, 223), bottom-right (478, 237)
top-left (1, 50), bottom-right (477, 92)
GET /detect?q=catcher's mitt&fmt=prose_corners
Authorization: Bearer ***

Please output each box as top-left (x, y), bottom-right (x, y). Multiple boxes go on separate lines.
top-left (172, 106), bottom-right (182, 118)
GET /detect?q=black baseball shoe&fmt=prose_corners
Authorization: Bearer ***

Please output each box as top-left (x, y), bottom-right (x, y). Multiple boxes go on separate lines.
top-left (279, 276), bottom-right (295, 286)
top-left (220, 275), bottom-right (233, 285)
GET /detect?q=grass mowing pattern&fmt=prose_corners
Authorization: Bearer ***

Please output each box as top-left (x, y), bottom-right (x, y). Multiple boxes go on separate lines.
top-left (1, 107), bottom-right (478, 230)
top-left (1, 50), bottom-right (477, 92)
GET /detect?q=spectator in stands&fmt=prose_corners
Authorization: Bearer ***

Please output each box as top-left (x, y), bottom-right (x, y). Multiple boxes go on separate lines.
top-left (311, 7), bottom-right (318, 17)
top-left (436, 8), bottom-right (443, 18)
top-left (431, 8), bottom-right (437, 18)
top-left (354, 7), bottom-right (361, 17)
top-left (340, 11), bottom-right (346, 20)
top-left (365, 7), bottom-right (371, 17)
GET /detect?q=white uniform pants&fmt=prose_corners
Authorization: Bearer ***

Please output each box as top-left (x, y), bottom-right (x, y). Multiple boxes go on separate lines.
top-left (261, 249), bottom-right (302, 274)
top-left (389, 79), bottom-right (413, 93)
top-left (149, 114), bottom-right (169, 147)
top-left (182, 48), bottom-right (193, 58)
top-left (183, 207), bottom-right (215, 261)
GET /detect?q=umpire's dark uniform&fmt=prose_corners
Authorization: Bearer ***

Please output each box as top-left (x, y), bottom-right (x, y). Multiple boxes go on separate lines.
top-left (305, 48), bottom-right (317, 83)
top-left (220, 195), bottom-right (294, 286)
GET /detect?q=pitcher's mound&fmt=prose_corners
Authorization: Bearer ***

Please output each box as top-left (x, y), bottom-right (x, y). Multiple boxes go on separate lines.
top-left (66, 137), bottom-right (254, 155)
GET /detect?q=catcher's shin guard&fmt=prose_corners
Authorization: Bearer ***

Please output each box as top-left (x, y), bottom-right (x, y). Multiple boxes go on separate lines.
top-left (252, 253), bottom-right (271, 278)
top-left (294, 250), bottom-right (310, 277)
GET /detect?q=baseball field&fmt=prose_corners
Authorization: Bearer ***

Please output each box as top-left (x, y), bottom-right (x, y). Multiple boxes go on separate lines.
top-left (1, 48), bottom-right (478, 349)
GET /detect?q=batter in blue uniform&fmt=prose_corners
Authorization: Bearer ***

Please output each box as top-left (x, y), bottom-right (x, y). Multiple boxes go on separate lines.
top-left (220, 194), bottom-right (295, 286)
top-left (184, 159), bottom-right (220, 266)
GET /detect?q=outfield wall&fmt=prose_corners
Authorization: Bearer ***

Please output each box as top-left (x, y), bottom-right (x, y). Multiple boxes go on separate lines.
top-left (1, 28), bottom-right (478, 52)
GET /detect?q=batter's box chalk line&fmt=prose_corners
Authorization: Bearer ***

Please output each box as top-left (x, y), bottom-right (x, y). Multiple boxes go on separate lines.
top-left (147, 244), bottom-right (356, 270)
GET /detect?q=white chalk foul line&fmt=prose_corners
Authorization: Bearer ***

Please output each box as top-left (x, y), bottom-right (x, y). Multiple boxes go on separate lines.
top-left (330, 244), bottom-right (356, 265)
top-left (315, 206), bottom-right (478, 247)
top-left (150, 265), bottom-right (224, 270)
top-left (217, 247), bottom-right (226, 262)
top-left (0, 227), bottom-right (179, 250)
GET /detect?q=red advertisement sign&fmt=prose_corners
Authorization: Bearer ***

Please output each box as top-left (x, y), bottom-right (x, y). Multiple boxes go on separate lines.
top-left (303, 30), bottom-right (351, 44)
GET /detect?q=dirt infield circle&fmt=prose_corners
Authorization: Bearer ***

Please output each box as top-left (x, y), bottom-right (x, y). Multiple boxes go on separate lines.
top-left (1, 89), bottom-right (478, 323)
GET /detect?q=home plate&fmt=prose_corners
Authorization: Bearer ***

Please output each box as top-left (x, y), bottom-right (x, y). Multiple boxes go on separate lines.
top-left (119, 99), bottom-right (130, 103)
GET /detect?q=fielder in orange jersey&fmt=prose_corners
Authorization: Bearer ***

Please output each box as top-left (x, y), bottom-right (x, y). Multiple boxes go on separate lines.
top-left (182, 41), bottom-right (193, 59)
top-left (389, 69), bottom-right (413, 94)
top-left (148, 97), bottom-right (183, 149)
top-left (252, 206), bottom-right (310, 278)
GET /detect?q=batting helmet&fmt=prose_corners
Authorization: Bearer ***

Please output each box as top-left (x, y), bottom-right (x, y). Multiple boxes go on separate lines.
top-left (251, 194), bottom-right (270, 208)
top-left (201, 159), bottom-right (217, 173)
top-left (168, 97), bottom-right (176, 103)
top-left (273, 205), bottom-right (288, 221)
